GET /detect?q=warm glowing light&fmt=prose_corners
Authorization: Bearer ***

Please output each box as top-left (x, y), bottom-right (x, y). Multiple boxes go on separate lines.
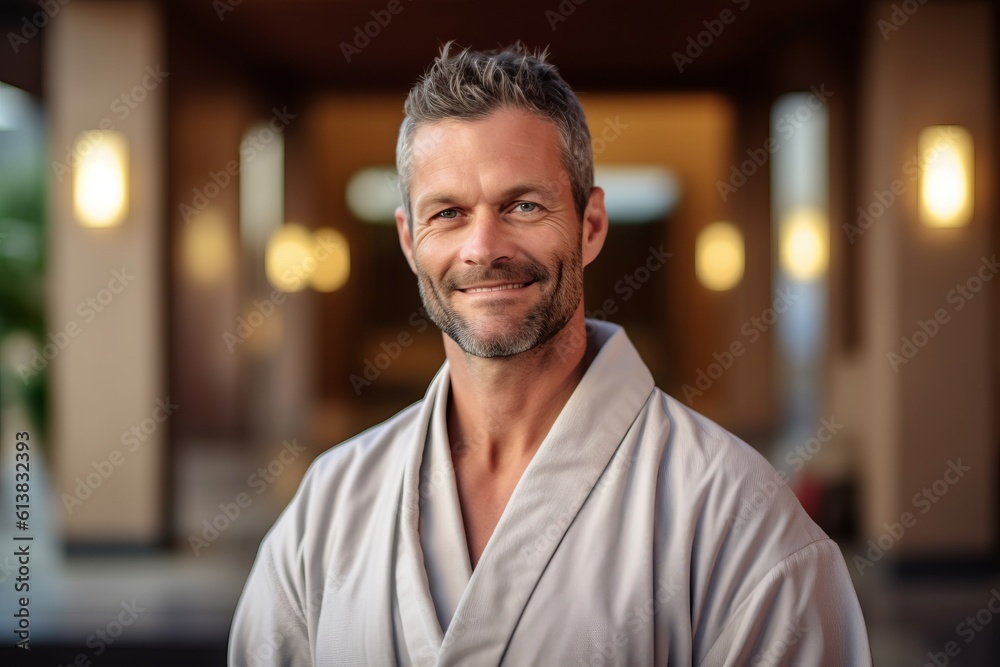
top-left (696, 222), bottom-right (744, 291)
top-left (780, 207), bottom-right (828, 281)
top-left (74, 130), bottom-right (128, 227)
top-left (265, 223), bottom-right (315, 292)
top-left (183, 209), bottom-right (232, 285)
top-left (309, 228), bottom-right (350, 292)
top-left (919, 126), bottom-right (973, 228)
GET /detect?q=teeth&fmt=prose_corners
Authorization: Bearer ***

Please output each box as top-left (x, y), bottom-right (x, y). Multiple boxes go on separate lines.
top-left (465, 283), bottom-right (526, 293)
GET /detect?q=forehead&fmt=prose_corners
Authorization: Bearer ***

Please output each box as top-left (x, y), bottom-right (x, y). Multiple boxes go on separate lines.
top-left (408, 109), bottom-right (568, 196)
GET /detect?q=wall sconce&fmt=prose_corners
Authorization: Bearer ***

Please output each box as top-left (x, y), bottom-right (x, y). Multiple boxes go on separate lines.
top-left (696, 221), bottom-right (744, 291)
top-left (309, 228), bottom-right (350, 293)
top-left (265, 223), bottom-right (314, 293)
top-left (265, 223), bottom-right (351, 293)
top-left (73, 130), bottom-right (128, 227)
top-left (182, 208), bottom-right (233, 285)
top-left (779, 207), bottom-right (828, 282)
top-left (919, 125), bottom-right (973, 228)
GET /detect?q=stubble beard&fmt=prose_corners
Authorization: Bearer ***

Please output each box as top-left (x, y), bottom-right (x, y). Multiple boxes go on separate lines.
top-left (415, 244), bottom-right (584, 358)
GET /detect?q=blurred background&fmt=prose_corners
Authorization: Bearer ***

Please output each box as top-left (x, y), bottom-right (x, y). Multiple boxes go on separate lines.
top-left (0, 0), bottom-right (997, 664)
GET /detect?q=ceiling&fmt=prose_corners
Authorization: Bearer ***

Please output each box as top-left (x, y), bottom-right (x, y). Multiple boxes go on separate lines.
top-left (164, 0), bottom-right (868, 93)
top-left (0, 0), bottom-right (870, 101)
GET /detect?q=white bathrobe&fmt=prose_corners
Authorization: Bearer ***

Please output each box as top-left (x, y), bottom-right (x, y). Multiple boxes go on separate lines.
top-left (229, 319), bottom-right (872, 666)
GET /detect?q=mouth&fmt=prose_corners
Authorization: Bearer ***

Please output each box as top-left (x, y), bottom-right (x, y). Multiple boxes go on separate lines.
top-left (458, 280), bottom-right (535, 294)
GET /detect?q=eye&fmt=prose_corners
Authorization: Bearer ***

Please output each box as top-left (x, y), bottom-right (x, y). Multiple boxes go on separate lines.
top-left (434, 209), bottom-right (459, 220)
top-left (513, 202), bottom-right (540, 214)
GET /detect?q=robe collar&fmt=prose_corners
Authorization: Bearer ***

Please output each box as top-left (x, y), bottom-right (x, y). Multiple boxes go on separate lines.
top-left (393, 319), bottom-right (656, 665)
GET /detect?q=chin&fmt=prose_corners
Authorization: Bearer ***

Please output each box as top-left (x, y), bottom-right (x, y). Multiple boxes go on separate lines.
top-left (447, 323), bottom-right (537, 358)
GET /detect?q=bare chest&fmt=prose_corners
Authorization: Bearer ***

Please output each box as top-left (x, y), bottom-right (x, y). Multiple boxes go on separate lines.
top-left (452, 459), bottom-right (527, 568)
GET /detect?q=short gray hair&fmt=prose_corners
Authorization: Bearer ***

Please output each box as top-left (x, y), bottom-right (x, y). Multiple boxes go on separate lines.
top-left (396, 42), bottom-right (593, 231)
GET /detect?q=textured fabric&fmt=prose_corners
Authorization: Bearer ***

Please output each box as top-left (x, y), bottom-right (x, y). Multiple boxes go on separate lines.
top-left (229, 320), bottom-right (872, 666)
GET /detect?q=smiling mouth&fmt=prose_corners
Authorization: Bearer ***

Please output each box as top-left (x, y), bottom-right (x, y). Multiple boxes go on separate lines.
top-left (460, 281), bottom-right (534, 293)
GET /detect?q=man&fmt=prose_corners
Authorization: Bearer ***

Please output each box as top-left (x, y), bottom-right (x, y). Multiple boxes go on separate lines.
top-left (230, 44), bottom-right (872, 666)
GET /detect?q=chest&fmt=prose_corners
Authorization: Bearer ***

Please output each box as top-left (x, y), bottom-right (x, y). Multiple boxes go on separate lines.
top-left (452, 458), bottom-right (527, 567)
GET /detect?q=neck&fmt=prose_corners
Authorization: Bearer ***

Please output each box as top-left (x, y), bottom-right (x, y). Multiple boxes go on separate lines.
top-left (443, 308), bottom-right (594, 472)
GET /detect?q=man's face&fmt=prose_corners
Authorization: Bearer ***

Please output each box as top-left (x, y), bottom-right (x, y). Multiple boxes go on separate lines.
top-left (396, 108), bottom-right (606, 358)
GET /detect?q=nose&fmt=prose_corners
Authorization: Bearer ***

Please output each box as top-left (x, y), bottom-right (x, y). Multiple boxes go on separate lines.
top-left (458, 209), bottom-right (517, 266)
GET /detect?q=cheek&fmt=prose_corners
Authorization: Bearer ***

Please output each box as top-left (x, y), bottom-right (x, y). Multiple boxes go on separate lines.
top-left (543, 217), bottom-right (582, 246)
top-left (550, 230), bottom-right (582, 261)
top-left (412, 241), bottom-right (452, 279)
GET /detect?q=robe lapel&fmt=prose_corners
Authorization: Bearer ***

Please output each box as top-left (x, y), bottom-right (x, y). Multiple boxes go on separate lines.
top-left (419, 371), bottom-right (474, 629)
top-left (354, 395), bottom-right (430, 667)
top-left (393, 364), bottom-right (451, 665)
top-left (435, 321), bottom-right (655, 665)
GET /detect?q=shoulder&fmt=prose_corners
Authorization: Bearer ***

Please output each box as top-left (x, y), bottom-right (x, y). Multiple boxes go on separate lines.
top-left (642, 389), bottom-right (833, 586)
top-left (232, 398), bottom-right (429, 644)
top-left (257, 399), bottom-right (424, 564)
top-left (652, 399), bottom-right (872, 666)
top-left (292, 399), bottom-right (423, 516)
top-left (641, 389), bottom-right (797, 498)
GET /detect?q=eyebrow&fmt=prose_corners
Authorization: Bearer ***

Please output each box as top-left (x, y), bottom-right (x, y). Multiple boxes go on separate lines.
top-left (414, 182), bottom-right (563, 218)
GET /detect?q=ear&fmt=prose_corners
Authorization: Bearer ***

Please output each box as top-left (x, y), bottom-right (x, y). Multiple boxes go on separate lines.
top-left (395, 206), bottom-right (417, 274)
top-left (581, 186), bottom-right (609, 267)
